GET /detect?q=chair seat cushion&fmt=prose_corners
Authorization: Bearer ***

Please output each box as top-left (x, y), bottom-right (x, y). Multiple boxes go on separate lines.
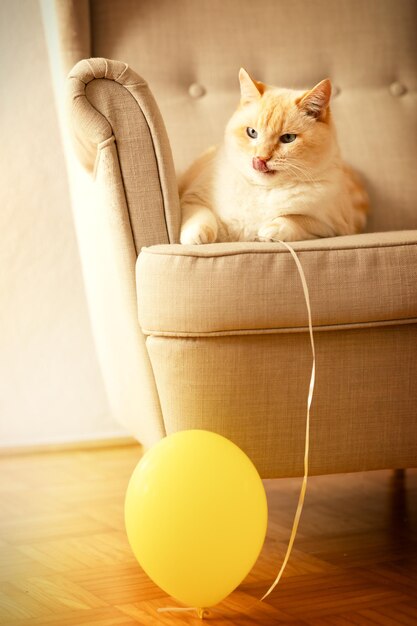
top-left (136, 231), bottom-right (417, 337)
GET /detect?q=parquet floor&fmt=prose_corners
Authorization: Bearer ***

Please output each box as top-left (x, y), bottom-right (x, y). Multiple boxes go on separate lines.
top-left (0, 444), bottom-right (416, 625)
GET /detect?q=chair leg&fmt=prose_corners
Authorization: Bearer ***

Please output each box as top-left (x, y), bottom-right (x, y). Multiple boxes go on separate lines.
top-left (393, 468), bottom-right (405, 481)
top-left (388, 468), bottom-right (409, 547)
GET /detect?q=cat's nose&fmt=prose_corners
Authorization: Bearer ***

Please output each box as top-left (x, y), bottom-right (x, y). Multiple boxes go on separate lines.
top-left (252, 156), bottom-right (270, 172)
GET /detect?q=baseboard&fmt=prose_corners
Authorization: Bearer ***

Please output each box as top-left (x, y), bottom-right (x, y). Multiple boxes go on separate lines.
top-left (0, 435), bottom-right (139, 457)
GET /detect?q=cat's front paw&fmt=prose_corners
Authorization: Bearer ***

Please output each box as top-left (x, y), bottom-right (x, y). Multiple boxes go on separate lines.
top-left (257, 217), bottom-right (299, 242)
top-left (180, 222), bottom-right (218, 245)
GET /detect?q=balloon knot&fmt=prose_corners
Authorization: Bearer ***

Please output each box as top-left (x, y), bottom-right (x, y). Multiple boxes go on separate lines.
top-left (198, 607), bottom-right (209, 619)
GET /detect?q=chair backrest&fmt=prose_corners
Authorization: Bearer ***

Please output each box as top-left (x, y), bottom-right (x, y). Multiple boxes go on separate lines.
top-left (86, 0), bottom-right (417, 233)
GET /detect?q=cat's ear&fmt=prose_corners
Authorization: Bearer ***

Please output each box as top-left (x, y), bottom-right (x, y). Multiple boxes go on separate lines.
top-left (239, 68), bottom-right (265, 105)
top-left (297, 79), bottom-right (332, 120)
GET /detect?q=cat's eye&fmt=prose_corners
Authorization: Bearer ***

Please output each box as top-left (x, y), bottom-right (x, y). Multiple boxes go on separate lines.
top-left (246, 127), bottom-right (258, 139)
top-left (280, 133), bottom-right (297, 143)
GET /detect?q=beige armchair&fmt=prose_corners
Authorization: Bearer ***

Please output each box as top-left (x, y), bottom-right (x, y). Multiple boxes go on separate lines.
top-left (43, 0), bottom-right (417, 478)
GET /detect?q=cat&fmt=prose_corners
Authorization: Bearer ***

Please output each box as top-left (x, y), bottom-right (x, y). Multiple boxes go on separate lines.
top-left (179, 68), bottom-right (369, 244)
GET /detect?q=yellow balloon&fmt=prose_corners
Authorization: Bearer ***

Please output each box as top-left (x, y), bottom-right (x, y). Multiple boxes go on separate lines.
top-left (125, 430), bottom-right (268, 609)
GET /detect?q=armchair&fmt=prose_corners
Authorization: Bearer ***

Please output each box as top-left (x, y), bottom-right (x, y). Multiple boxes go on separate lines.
top-left (43, 0), bottom-right (417, 477)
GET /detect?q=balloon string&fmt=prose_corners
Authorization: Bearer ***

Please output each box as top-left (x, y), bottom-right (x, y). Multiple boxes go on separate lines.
top-left (259, 239), bottom-right (315, 601)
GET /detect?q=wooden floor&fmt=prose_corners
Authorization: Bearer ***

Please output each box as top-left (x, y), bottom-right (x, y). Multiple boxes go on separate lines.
top-left (0, 445), bottom-right (416, 626)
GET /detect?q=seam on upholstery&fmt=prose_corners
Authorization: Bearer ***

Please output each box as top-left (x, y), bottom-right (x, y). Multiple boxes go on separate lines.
top-left (93, 148), bottom-right (100, 180)
top-left (140, 317), bottom-right (417, 338)
top-left (125, 81), bottom-right (148, 87)
top-left (97, 135), bottom-right (116, 150)
top-left (140, 239), bottom-right (417, 258)
top-left (93, 135), bottom-right (116, 179)
top-left (68, 75), bottom-right (88, 85)
top-left (86, 58), bottom-right (95, 79)
top-left (116, 62), bottom-right (129, 82)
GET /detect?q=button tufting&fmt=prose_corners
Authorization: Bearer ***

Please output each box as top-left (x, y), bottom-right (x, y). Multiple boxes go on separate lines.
top-left (390, 82), bottom-right (407, 97)
top-left (188, 83), bottom-right (206, 98)
top-left (332, 85), bottom-right (341, 98)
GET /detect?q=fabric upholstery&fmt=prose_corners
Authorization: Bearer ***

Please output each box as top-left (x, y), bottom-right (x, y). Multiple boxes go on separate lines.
top-left (146, 325), bottom-right (417, 478)
top-left (137, 232), bottom-right (417, 336)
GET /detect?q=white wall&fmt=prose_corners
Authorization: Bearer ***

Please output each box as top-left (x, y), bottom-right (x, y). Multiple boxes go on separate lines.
top-left (0, 0), bottom-right (126, 447)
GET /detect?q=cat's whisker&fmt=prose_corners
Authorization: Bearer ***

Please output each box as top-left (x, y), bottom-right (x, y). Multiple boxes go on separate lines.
top-left (283, 157), bottom-right (315, 176)
top-left (287, 163), bottom-right (317, 184)
top-left (276, 159), bottom-right (317, 184)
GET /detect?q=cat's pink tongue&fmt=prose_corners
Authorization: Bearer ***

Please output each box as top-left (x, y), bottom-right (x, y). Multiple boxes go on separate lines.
top-left (252, 157), bottom-right (270, 173)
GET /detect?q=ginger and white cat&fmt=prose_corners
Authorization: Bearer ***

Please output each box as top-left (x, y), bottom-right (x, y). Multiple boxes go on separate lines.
top-left (179, 69), bottom-right (369, 244)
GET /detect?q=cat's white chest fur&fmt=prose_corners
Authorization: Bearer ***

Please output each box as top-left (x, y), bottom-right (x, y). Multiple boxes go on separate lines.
top-left (213, 177), bottom-right (281, 241)
top-left (212, 157), bottom-right (323, 242)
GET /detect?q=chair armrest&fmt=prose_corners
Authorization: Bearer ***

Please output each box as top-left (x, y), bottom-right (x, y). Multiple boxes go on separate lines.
top-left (67, 57), bottom-right (180, 247)
top-left (64, 58), bottom-right (176, 446)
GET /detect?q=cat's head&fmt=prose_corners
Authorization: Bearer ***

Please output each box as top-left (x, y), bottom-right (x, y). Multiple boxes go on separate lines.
top-left (224, 69), bottom-right (339, 185)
